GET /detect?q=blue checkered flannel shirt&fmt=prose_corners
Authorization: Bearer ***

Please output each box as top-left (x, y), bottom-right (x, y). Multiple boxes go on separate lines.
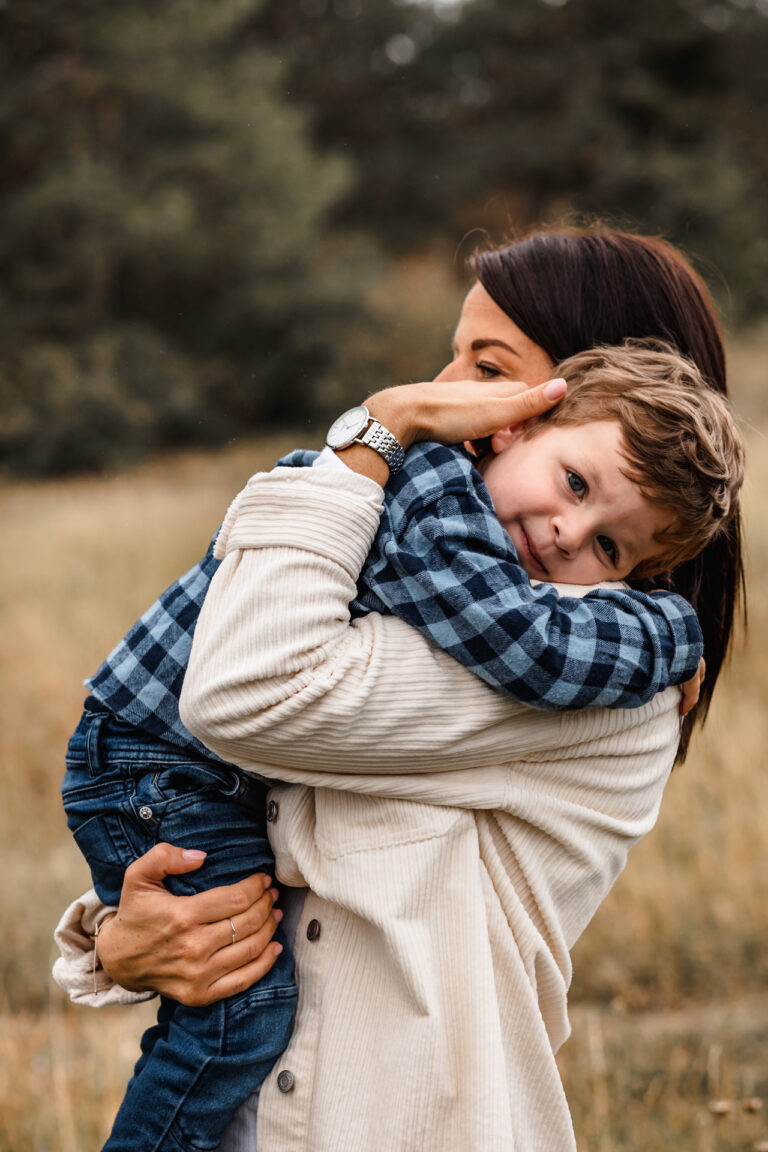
top-left (87, 443), bottom-right (703, 753)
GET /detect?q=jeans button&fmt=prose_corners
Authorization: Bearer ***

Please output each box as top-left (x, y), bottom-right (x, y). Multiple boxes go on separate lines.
top-left (277, 1070), bottom-right (295, 1093)
top-left (138, 806), bottom-right (153, 820)
top-left (306, 919), bottom-right (321, 942)
top-left (266, 800), bottom-right (279, 822)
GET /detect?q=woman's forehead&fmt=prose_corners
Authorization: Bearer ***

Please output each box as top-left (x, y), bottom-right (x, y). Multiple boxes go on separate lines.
top-left (455, 283), bottom-right (554, 376)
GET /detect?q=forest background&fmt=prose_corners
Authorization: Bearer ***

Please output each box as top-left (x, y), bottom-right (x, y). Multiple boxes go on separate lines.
top-left (1, 1), bottom-right (768, 1149)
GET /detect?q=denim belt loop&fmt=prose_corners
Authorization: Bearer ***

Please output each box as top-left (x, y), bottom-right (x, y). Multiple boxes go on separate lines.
top-left (85, 711), bottom-right (108, 778)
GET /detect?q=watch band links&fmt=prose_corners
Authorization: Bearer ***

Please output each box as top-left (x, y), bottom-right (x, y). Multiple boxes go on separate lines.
top-left (356, 419), bottom-right (406, 475)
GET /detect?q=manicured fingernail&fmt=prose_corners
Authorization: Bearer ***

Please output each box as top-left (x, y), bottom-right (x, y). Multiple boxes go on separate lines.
top-left (272, 943), bottom-right (283, 956)
top-left (274, 909), bottom-right (284, 922)
top-left (270, 888), bottom-right (279, 902)
top-left (182, 849), bottom-right (207, 860)
top-left (544, 378), bottom-right (566, 400)
top-left (261, 875), bottom-right (272, 887)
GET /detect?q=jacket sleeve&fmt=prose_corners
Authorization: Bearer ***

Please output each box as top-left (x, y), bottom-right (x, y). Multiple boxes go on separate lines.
top-left (180, 466), bottom-right (582, 778)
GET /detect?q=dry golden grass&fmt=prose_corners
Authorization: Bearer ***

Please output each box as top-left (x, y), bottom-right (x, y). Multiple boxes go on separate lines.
top-left (0, 1000), bottom-right (156, 1152)
top-left (560, 997), bottom-right (768, 1152)
top-left (1, 378), bottom-right (767, 1148)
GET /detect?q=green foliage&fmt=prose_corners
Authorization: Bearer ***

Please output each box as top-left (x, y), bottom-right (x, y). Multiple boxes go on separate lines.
top-left (3, 0), bottom-right (768, 475)
top-left (255, 0), bottom-right (768, 318)
top-left (0, 0), bottom-right (359, 474)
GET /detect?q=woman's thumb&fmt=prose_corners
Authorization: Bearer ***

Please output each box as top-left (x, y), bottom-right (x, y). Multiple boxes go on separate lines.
top-left (500, 377), bottom-right (566, 426)
top-left (124, 842), bottom-right (207, 890)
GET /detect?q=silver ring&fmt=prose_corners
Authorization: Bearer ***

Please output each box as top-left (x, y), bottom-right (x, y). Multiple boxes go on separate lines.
top-left (229, 918), bottom-right (237, 946)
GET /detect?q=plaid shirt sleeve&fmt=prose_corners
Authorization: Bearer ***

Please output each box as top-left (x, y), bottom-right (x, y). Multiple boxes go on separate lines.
top-left (355, 442), bottom-right (703, 711)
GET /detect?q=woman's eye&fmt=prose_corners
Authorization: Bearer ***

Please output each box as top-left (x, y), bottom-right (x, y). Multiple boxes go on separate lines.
top-left (597, 535), bottom-right (618, 564)
top-left (567, 470), bottom-right (587, 497)
top-left (476, 362), bottom-right (500, 379)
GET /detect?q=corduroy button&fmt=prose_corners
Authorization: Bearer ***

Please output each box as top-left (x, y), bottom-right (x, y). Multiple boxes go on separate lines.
top-left (266, 800), bottom-right (279, 822)
top-left (277, 1070), bottom-right (295, 1093)
top-left (306, 919), bottom-right (321, 942)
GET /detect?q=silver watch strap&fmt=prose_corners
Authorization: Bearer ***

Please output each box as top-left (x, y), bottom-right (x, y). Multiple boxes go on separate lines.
top-left (356, 419), bottom-right (406, 475)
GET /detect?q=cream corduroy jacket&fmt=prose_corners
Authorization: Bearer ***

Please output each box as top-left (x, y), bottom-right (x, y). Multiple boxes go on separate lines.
top-left (179, 465), bottom-right (681, 1152)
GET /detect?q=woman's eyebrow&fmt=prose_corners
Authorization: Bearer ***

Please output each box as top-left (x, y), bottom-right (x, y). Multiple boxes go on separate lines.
top-left (470, 338), bottom-right (520, 358)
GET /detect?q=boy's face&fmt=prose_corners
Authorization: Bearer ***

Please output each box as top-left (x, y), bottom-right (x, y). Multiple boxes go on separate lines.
top-left (480, 420), bottom-right (675, 584)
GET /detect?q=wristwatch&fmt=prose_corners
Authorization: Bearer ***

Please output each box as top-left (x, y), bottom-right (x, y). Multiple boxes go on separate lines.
top-left (326, 405), bottom-right (406, 475)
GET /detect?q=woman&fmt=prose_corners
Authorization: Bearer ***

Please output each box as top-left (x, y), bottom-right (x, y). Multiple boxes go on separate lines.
top-left (57, 227), bottom-right (743, 1150)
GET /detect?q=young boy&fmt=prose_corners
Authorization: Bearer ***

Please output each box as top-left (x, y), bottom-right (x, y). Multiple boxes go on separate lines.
top-left (58, 342), bottom-right (742, 1151)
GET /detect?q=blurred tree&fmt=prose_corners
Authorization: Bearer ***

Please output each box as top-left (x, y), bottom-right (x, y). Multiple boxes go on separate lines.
top-left (415, 0), bottom-right (768, 319)
top-left (0, 0), bottom-right (358, 474)
top-left (250, 0), bottom-right (768, 318)
top-left (250, 0), bottom-right (449, 250)
top-left (3, 0), bottom-right (768, 475)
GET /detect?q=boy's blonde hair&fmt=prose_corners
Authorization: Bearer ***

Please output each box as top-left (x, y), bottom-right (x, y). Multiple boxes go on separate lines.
top-left (528, 340), bottom-right (744, 579)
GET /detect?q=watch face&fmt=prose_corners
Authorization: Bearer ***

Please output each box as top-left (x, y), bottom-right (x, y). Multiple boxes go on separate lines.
top-left (326, 405), bottom-right (370, 449)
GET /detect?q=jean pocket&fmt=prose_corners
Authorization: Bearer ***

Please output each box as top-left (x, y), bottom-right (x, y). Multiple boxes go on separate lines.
top-left (151, 762), bottom-right (244, 804)
top-left (70, 812), bottom-right (150, 905)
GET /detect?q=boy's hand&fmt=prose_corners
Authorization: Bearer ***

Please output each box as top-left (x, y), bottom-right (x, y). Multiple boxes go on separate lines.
top-left (680, 657), bottom-right (706, 716)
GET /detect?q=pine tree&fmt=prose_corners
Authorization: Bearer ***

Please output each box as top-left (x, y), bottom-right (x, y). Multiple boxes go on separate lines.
top-left (0, 0), bottom-right (355, 473)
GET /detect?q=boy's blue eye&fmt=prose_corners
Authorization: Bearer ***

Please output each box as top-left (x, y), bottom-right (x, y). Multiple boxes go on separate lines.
top-left (598, 535), bottom-right (618, 564)
top-left (567, 470), bottom-right (586, 496)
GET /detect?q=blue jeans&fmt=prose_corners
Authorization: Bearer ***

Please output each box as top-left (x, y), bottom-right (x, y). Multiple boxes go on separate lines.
top-left (61, 703), bottom-right (297, 1152)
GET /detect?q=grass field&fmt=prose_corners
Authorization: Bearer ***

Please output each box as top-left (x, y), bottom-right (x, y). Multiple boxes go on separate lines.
top-left (1, 362), bottom-right (767, 1149)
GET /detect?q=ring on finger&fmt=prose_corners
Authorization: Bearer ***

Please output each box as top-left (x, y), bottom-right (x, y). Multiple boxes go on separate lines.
top-left (229, 917), bottom-right (237, 946)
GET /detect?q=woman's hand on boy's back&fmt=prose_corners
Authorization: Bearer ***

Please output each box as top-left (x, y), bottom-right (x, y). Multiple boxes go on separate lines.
top-left (97, 843), bottom-right (282, 1006)
top-left (679, 656), bottom-right (706, 716)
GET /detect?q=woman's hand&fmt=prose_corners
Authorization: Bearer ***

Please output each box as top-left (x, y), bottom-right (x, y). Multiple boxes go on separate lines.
top-left (680, 656), bottom-right (706, 716)
top-left (368, 377), bottom-right (567, 450)
top-left (96, 843), bottom-right (283, 1007)
top-left (331, 377), bottom-right (566, 485)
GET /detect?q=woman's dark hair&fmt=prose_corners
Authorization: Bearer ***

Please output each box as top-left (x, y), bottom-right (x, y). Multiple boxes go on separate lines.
top-left (471, 227), bottom-right (745, 762)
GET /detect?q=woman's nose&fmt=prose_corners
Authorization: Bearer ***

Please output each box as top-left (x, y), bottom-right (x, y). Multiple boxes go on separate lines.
top-left (433, 360), bottom-right (462, 383)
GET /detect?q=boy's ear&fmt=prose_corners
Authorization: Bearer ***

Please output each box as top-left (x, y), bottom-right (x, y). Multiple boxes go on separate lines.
top-left (489, 422), bottom-right (527, 454)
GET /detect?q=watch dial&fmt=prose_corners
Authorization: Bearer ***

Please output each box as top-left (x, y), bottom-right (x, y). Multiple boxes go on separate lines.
top-left (327, 406), bottom-right (369, 449)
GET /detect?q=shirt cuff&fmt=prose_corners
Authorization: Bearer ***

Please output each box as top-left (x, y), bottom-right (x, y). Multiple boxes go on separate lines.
top-left (52, 890), bottom-right (156, 1007)
top-left (313, 446), bottom-right (349, 470)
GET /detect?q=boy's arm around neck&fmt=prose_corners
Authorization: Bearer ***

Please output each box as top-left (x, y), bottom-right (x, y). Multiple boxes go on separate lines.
top-left (180, 464), bottom-right (687, 786)
top-left (358, 441), bottom-right (702, 711)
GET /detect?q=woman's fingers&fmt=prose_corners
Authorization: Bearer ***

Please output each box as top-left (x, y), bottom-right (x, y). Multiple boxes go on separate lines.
top-left (680, 656), bottom-right (706, 715)
top-left (210, 906), bottom-right (282, 974)
top-left (509, 377), bottom-right (567, 419)
top-left (209, 886), bottom-right (281, 956)
top-left (186, 870), bottom-right (275, 925)
top-left (173, 907), bottom-right (283, 1007)
top-left (98, 844), bottom-right (282, 1003)
top-left (123, 841), bottom-right (210, 891)
top-left (470, 377), bottom-right (566, 431)
top-left (367, 377), bottom-right (567, 448)
top-left (203, 942), bottom-right (284, 1005)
